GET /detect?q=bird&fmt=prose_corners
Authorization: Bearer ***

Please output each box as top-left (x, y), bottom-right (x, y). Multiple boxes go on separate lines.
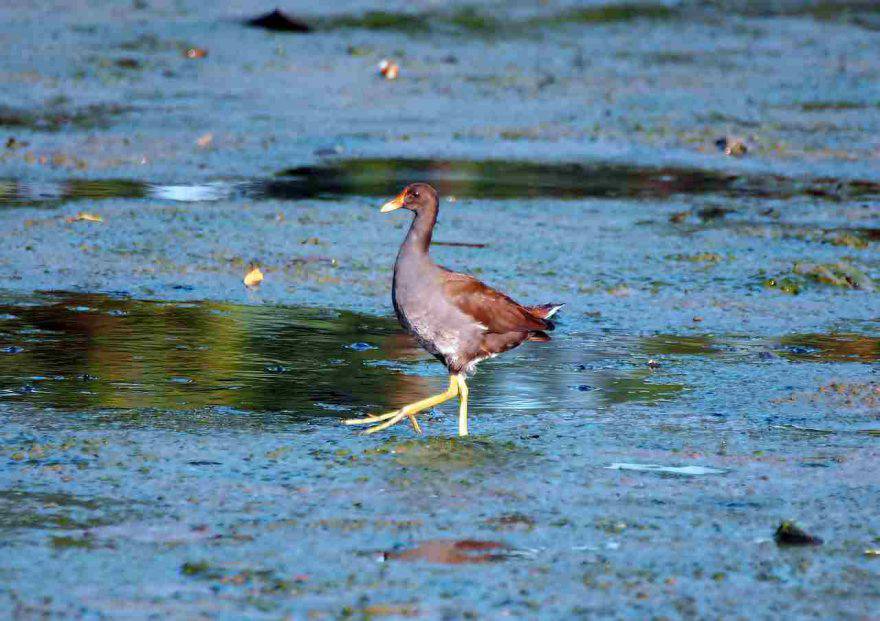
top-left (345, 183), bottom-right (562, 436)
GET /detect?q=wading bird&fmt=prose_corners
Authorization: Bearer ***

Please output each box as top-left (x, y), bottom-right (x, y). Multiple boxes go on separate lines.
top-left (345, 183), bottom-right (562, 436)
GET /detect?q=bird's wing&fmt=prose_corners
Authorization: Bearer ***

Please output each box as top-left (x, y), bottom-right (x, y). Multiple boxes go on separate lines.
top-left (441, 270), bottom-right (550, 333)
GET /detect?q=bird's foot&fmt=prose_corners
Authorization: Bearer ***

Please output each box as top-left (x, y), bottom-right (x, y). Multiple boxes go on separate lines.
top-left (343, 408), bottom-right (422, 435)
top-left (343, 377), bottom-right (460, 436)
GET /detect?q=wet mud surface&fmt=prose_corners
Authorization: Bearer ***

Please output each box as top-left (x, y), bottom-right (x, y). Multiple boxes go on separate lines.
top-left (2, 0), bottom-right (880, 618)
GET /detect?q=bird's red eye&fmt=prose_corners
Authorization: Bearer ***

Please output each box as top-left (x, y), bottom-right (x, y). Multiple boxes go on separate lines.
top-left (411, 191), bottom-right (420, 198)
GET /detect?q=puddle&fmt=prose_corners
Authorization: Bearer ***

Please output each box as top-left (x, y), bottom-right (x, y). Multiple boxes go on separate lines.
top-left (273, 159), bottom-right (880, 202)
top-left (605, 462), bottom-right (726, 476)
top-left (383, 539), bottom-right (514, 564)
top-left (0, 292), bottom-right (875, 418)
top-left (0, 179), bottom-right (230, 207)
top-left (0, 291), bottom-right (690, 416)
top-left (4, 159), bottom-right (880, 207)
top-left (780, 333), bottom-right (880, 363)
top-left (0, 292), bottom-right (408, 415)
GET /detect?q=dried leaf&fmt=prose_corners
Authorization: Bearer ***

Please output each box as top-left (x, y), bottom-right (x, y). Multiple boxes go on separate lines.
top-left (244, 266), bottom-right (264, 288)
top-left (66, 212), bottom-right (103, 223)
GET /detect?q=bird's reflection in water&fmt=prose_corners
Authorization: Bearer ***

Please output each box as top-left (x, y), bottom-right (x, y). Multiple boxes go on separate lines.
top-left (4, 292), bottom-right (862, 425)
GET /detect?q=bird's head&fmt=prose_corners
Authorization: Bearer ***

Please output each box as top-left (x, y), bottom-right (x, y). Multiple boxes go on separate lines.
top-left (380, 183), bottom-right (438, 214)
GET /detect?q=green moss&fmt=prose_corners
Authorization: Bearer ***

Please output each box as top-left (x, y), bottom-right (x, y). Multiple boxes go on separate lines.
top-left (829, 233), bottom-right (870, 249)
top-left (793, 261), bottom-right (874, 290)
top-left (51, 535), bottom-right (97, 549)
top-left (323, 11), bottom-right (428, 32)
top-left (801, 101), bottom-right (870, 112)
top-left (181, 560), bottom-right (212, 576)
top-left (0, 103), bottom-right (129, 132)
top-left (668, 252), bottom-right (723, 263)
top-left (449, 7), bottom-right (500, 33)
top-left (549, 3), bottom-right (676, 24)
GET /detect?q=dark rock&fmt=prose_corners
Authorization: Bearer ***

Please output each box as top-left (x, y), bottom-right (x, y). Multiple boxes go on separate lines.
top-left (247, 9), bottom-right (311, 33)
top-left (774, 521), bottom-right (822, 546)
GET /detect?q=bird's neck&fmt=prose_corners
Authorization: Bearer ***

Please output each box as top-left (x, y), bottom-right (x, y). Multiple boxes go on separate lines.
top-left (401, 205), bottom-right (437, 257)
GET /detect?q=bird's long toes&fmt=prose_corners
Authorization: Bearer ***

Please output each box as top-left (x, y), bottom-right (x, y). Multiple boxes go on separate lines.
top-left (362, 413), bottom-right (407, 435)
top-left (343, 410), bottom-right (400, 425)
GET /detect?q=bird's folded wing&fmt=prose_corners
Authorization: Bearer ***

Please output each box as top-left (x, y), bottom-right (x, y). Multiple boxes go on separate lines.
top-left (442, 271), bottom-right (549, 333)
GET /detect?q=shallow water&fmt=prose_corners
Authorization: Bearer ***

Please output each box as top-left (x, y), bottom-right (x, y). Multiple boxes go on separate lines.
top-left (2, 0), bottom-right (880, 617)
top-left (1, 291), bottom-right (879, 617)
top-left (4, 157), bottom-right (880, 208)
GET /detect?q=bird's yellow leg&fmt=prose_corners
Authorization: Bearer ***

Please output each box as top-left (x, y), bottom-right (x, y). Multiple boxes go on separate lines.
top-left (455, 374), bottom-right (469, 437)
top-left (407, 415), bottom-right (422, 434)
top-left (344, 375), bottom-right (459, 434)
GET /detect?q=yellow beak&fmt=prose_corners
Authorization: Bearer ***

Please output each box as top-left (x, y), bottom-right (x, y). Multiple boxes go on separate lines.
top-left (380, 190), bottom-right (406, 213)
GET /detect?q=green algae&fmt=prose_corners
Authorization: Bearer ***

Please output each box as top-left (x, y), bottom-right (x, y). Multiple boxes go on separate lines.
top-left (793, 262), bottom-right (874, 291)
top-left (547, 3), bottom-right (676, 24)
top-left (0, 103), bottom-right (129, 132)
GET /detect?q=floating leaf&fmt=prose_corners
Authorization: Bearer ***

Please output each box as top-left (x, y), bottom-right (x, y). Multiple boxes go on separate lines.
top-left (66, 212), bottom-right (103, 223)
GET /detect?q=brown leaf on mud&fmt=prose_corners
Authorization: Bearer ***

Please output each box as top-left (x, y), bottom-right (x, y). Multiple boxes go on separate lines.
top-left (185, 47), bottom-right (208, 59)
top-left (66, 212), bottom-right (103, 223)
top-left (384, 539), bottom-right (510, 564)
top-left (244, 266), bottom-right (264, 288)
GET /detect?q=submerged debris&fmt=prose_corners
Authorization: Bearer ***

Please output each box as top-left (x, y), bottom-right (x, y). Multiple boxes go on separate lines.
top-left (774, 521), bottom-right (823, 546)
top-left (247, 9), bottom-right (311, 33)
top-left (715, 136), bottom-right (748, 157)
top-left (384, 539), bottom-right (512, 564)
